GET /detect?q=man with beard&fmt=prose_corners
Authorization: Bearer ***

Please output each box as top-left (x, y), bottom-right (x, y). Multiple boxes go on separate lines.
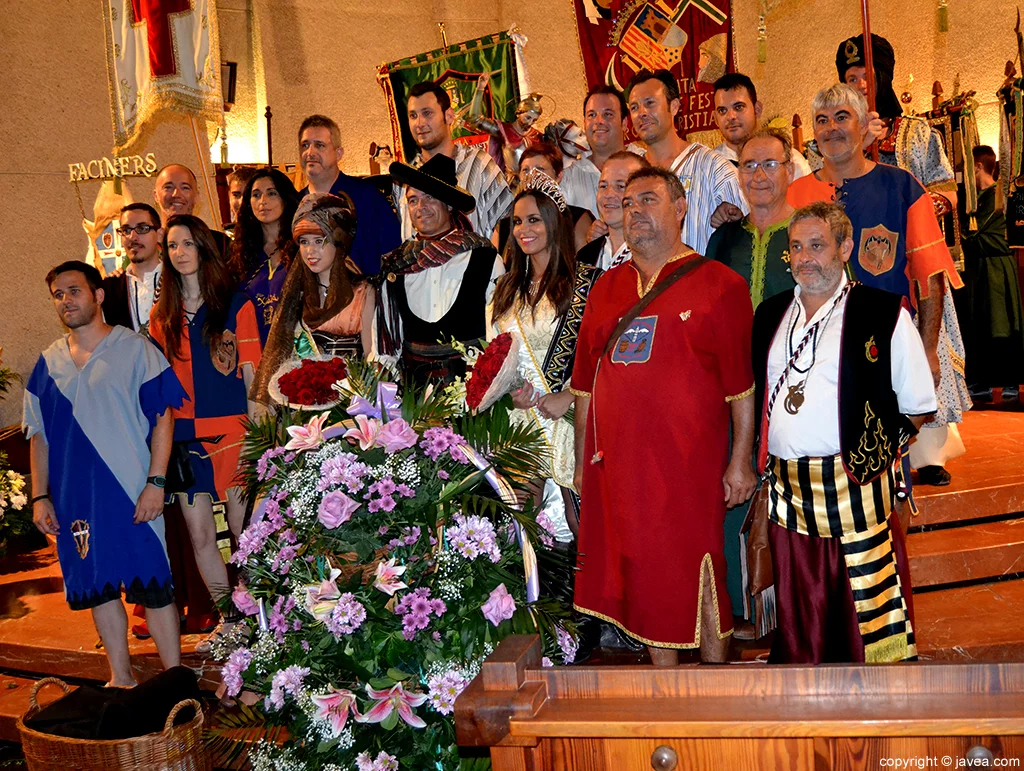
top-left (576, 151), bottom-right (650, 270)
top-left (561, 85), bottom-right (632, 219)
top-left (751, 202), bottom-right (935, 664)
top-left (711, 73), bottom-right (812, 179)
top-left (376, 154), bottom-right (503, 385)
top-left (102, 203), bottom-right (164, 334)
top-left (297, 114), bottom-right (401, 276)
top-left (626, 69), bottom-right (746, 254)
top-left (571, 167), bottom-right (756, 665)
top-left (788, 84), bottom-right (965, 489)
top-left (397, 81), bottom-right (513, 242)
top-left (24, 260), bottom-right (186, 686)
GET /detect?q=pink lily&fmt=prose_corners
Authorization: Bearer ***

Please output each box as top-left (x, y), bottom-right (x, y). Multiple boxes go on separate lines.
top-left (372, 557), bottom-right (408, 596)
top-left (357, 681), bottom-right (428, 729)
top-left (304, 568), bottom-right (342, 621)
top-left (344, 414), bottom-right (382, 451)
top-left (284, 412), bottom-right (330, 452)
top-left (310, 686), bottom-right (360, 736)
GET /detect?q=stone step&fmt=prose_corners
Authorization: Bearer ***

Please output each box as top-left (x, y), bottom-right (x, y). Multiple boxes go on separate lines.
top-left (0, 673), bottom-right (61, 743)
top-left (906, 517), bottom-right (1024, 587)
top-left (913, 575), bottom-right (1024, 661)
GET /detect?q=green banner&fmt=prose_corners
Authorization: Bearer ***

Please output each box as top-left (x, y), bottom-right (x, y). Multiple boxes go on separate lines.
top-left (377, 31), bottom-right (521, 161)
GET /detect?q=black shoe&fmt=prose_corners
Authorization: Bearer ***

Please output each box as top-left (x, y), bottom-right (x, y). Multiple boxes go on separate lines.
top-left (604, 623), bottom-right (645, 652)
top-left (917, 465), bottom-right (952, 486)
top-left (572, 617), bottom-right (601, 664)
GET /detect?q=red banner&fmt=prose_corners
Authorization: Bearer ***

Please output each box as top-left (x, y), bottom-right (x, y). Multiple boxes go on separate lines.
top-left (569, 0), bottom-right (734, 142)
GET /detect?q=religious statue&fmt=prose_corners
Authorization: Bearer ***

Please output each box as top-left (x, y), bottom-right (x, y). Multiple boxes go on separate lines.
top-left (463, 72), bottom-right (544, 176)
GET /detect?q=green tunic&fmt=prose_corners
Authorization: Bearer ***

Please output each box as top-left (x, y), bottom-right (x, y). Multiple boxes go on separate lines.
top-left (706, 215), bottom-right (795, 621)
top-left (706, 217), bottom-right (796, 310)
top-left (961, 185), bottom-right (1024, 387)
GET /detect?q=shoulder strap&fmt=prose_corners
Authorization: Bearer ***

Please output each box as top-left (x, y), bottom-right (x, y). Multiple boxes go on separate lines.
top-left (600, 254), bottom-right (707, 359)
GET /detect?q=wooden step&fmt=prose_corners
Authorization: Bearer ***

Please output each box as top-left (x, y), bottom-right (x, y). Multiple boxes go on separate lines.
top-left (907, 517), bottom-right (1024, 587)
top-left (913, 576), bottom-right (1024, 660)
top-left (911, 411), bottom-right (1024, 527)
top-left (0, 674), bottom-right (76, 743)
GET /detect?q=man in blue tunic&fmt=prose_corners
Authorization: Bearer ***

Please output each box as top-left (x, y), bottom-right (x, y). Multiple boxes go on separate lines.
top-left (24, 261), bottom-right (186, 687)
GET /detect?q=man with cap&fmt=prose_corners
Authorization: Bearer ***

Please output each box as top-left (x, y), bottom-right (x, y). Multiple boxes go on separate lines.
top-left (834, 33), bottom-right (971, 487)
top-left (375, 154), bottom-right (504, 386)
top-left (399, 81), bottom-right (514, 241)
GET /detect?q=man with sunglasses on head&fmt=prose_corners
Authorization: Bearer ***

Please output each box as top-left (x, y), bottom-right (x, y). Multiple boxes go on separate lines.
top-left (102, 203), bottom-right (165, 334)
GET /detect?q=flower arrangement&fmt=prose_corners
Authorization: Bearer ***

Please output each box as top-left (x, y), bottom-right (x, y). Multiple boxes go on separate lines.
top-left (211, 359), bottom-right (574, 770)
top-left (271, 356), bottom-right (349, 409)
top-left (464, 333), bottom-right (518, 414)
top-left (0, 348), bottom-right (28, 557)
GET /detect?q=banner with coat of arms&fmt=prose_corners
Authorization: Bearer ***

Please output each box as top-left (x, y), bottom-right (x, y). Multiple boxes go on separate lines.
top-left (377, 31), bottom-right (522, 162)
top-left (570, 0), bottom-right (734, 141)
top-left (101, 0), bottom-right (223, 154)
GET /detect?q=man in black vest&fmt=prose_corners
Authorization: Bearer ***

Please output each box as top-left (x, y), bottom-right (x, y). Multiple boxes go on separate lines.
top-left (375, 154), bottom-right (503, 386)
top-left (752, 202), bottom-right (936, 664)
top-left (102, 203), bottom-right (164, 334)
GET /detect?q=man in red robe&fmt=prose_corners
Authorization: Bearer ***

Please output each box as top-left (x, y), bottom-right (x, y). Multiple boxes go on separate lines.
top-left (570, 167), bottom-right (757, 664)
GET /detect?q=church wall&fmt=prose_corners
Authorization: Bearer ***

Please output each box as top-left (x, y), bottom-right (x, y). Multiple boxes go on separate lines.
top-left (0, 0), bottom-right (1013, 424)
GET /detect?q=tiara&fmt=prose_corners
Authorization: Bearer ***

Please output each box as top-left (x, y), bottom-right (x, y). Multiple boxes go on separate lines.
top-left (520, 169), bottom-right (568, 213)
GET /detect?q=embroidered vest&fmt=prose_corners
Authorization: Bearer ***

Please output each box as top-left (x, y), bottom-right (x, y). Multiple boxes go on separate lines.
top-left (753, 284), bottom-right (916, 485)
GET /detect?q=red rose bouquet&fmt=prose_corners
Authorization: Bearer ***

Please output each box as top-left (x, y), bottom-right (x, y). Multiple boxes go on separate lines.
top-left (270, 357), bottom-right (348, 409)
top-left (465, 333), bottom-right (519, 413)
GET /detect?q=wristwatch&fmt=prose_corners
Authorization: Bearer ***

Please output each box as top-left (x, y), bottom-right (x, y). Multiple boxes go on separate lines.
top-left (147, 475), bottom-right (166, 489)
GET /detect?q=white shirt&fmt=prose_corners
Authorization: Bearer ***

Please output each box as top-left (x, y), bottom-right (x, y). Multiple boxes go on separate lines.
top-left (126, 263), bottom-right (162, 332)
top-left (665, 144), bottom-right (748, 254)
top-left (374, 249), bottom-right (505, 358)
top-left (713, 142), bottom-right (813, 180)
top-left (766, 275), bottom-right (937, 460)
top-left (560, 156), bottom-right (601, 219)
top-left (597, 236), bottom-right (632, 271)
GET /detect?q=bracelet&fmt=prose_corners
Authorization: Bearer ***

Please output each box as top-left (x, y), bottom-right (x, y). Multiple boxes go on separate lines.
top-left (31, 494), bottom-right (50, 504)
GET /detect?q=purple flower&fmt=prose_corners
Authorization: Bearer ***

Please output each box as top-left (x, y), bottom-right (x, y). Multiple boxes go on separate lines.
top-left (268, 595), bottom-right (296, 642)
top-left (265, 664), bottom-right (309, 712)
top-left (481, 583), bottom-right (516, 627)
top-left (318, 490), bottom-right (360, 529)
top-left (396, 483), bottom-right (416, 498)
top-left (419, 426), bottom-right (469, 463)
top-left (356, 751), bottom-right (399, 771)
top-left (372, 477), bottom-right (397, 496)
top-left (377, 418), bottom-right (419, 453)
top-left (231, 586), bottom-right (259, 616)
top-left (221, 648), bottom-right (252, 698)
top-left (426, 669), bottom-right (469, 716)
top-left (324, 593), bottom-right (367, 638)
top-left (446, 514), bottom-right (501, 562)
top-left (437, 469), bottom-right (449, 481)
top-left (556, 625), bottom-right (578, 665)
top-left (256, 447), bottom-right (287, 481)
top-left (318, 452), bottom-right (369, 493)
top-left (394, 587), bottom-right (445, 640)
top-left (272, 544), bottom-right (299, 575)
top-left (378, 495), bottom-right (396, 512)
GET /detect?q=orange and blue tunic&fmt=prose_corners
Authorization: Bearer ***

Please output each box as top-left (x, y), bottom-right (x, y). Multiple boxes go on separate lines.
top-left (787, 164), bottom-right (963, 308)
top-left (150, 293), bottom-right (262, 503)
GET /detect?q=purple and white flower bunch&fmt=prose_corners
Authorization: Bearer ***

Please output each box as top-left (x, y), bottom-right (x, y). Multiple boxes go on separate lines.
top-left (393, 587), bottom-right (446, 641)
top-left (446, 513), bottom-right (502, 563)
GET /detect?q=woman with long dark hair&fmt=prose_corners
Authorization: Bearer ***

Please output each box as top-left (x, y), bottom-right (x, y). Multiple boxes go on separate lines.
top-left (228, 168), bottom-right (300, 344)
top-left (149, 214), bottom-right (263, 647)
top-left (251, 193), bottom-right (375, 403)
top-left (491, 172), bottom-right (602, 543)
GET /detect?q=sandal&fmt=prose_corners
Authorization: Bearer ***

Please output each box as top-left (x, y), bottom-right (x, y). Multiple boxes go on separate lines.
top-left (195, 620), bottom-right (236, 655)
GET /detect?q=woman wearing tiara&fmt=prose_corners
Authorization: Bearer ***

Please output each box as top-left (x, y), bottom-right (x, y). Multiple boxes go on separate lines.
top-left (490, 170), bottom-right (602, 545)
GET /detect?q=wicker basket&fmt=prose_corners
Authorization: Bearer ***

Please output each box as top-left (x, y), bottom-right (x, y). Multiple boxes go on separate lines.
top-left (17, 678), bottom-right (211, 771)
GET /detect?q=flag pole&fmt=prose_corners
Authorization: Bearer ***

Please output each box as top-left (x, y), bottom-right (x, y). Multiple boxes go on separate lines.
top-left (860, 0), bottom-right (880, 161)
top-left (188, 116), bottom-right (222, 227)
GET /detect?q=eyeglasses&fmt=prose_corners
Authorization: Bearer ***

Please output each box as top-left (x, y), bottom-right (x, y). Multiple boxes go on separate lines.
top-left (116, 223), bottom-right (156, 237)
top-left (739, 159), bottom-right (788, 174)
top-left (297, 236), bottom-right (330, 249)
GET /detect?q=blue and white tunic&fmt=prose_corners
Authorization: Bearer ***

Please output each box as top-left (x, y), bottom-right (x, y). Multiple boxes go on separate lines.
top-left (22, 326), bottom-right (187, 610)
